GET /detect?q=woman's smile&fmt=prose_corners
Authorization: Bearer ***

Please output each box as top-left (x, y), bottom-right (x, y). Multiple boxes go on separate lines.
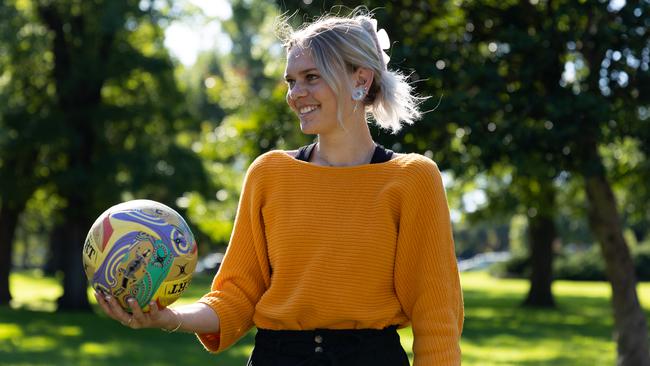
top-left (299, 105), bottom-right (319, 115)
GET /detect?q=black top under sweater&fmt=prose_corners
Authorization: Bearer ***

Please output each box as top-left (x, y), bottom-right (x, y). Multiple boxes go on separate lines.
top-left (295, 143), bottom-right (394, 164)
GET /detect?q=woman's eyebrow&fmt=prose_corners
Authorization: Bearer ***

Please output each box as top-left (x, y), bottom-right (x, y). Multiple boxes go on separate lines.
top-left (284, 68), bottom-right (319, 79)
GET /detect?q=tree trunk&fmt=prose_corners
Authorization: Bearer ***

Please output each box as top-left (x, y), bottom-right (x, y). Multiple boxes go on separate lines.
top-left (38, 4), bottom-right (103, 312)
top-left (523, 212), bottom-right (557, 307)
top-left (0, 203), bottom-right (24, 305)
top-left (43, 223), bottom-right (65, 276)
top-left (584, 150), bottom-right (650, 366)
top-left (56, 209), bottom-right (91, 311)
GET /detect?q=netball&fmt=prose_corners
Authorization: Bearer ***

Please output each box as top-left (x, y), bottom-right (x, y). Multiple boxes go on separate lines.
top-left (82, 199), bottom-right (198, 312)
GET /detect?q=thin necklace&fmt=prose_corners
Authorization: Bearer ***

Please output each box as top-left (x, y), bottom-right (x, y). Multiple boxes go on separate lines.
top-left (315, 143), bottom-right (376, 167)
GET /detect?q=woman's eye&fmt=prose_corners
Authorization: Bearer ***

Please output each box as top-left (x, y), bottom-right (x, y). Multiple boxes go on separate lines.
top-left (306, 74), bottom-right (319, 81)
top-left (285, 79), bottom-right (295, 87)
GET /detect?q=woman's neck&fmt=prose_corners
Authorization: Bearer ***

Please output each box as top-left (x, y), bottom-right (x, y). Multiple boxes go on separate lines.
top-left (314, 125), bottom-right (376, 167)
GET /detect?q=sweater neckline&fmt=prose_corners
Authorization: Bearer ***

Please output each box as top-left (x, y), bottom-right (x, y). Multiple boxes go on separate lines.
top-left (272, 150), bottom-right (415, 171)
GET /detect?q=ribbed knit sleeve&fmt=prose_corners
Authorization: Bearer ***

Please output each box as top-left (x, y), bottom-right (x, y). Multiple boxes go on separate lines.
top-left (196, 157), bottom-right (271, 353)
top-left (394, 159), bottom-right (464, 365)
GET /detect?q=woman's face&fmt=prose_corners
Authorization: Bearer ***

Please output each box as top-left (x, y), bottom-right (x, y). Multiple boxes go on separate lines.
top-left (284, 47), bottom-right (350, 135)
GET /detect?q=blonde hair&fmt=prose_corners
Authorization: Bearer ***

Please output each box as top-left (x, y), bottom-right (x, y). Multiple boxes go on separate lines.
top-left (277, 9), bottom-right (424, 134)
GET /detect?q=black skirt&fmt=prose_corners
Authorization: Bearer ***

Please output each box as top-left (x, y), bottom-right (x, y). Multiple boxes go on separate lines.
top-left (246, 326), bottom-right (410, 366)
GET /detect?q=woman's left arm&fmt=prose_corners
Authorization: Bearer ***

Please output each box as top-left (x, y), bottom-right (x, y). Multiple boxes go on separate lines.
top-left (394, 159), bottom-right (464, 366)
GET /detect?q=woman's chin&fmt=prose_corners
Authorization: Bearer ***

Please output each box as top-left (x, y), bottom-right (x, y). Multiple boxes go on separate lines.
top-left (298, 116), bottom-right (338, 135)
top-left (299, 119), bottom-right (318, 135)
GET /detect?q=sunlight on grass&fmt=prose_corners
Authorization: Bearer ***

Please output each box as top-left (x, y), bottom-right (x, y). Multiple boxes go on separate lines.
top-left (638, 282), bottom-right (650, 308)
top-left (398, 327), bottom-right (415, 363)
top-left (462, 271), bottom-right (529, 294)
top-left (0, 323), bottom-right (23, 340)
top-left (80, 342), bottom-right (120, 356)
top-left (462, 332), bottom-right (615, 365)
top-left (10, 270), bottom-right (62, 312)
top-left (16, 335), bottom-right (58, 352)
top-left (229, 344), bottom-right (255, 357)
top-left (554, 279), bottom-right (612, 298)
top-left (463, 340), bottom-right (560, 364)
top-left (58, 325), bottom-right (83, 337)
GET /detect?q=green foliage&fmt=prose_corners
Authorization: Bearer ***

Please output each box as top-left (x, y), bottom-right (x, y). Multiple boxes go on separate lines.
top-left (174, 0), bottom-right (310, 248)
top-left (0, 0), bottom-right (216, 309)
top-left (454, 221), bottom-right (510, 258)
top-left (0, 0), bottom-right (52, 207)
top-left (0, 0), bottom-right (212, 217)
top-left (489, 251), bottom-right (530, 279)
top-left (508, 214), bottom-right (528, 255)
top-left (554, 247), bottom-right (608, 282)
top-left (601, 137), bottom-right (650, 243)
top-left (12, 186), bottom-right (64, 269)
top-left (2, 0), bottom-right (210, 212)
top-left (492, 242), bottom-right (650, 282)
top-left (632, 242), bottom-right (650, 281)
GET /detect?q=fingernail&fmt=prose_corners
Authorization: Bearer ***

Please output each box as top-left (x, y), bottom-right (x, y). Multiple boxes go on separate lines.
top-left (128, 298), bottom-right (134, 303)
top-left (105, 296), bottom-right (112, 301)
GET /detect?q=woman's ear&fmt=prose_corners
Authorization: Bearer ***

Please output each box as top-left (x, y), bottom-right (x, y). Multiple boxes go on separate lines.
top-left (354, 67), bottom-right (374, 90)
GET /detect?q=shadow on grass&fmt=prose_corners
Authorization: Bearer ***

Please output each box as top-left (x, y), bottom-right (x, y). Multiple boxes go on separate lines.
top-left (464, 289), bottom-right (614, 339)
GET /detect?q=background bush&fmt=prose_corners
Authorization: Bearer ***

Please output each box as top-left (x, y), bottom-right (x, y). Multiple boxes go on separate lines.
top-left (490, 242), bottom-right (650, 282)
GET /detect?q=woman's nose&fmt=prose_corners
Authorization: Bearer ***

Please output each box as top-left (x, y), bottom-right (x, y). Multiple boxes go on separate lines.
top-left (288, 83), bottom-right (308, 100)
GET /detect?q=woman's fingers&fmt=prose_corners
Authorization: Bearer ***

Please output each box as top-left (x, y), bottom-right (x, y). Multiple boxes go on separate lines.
top-left (94, 291), bottom-right (114, 317)
top-left (94, 292), bottom-right (167, 330)
top-left (147, 301), bottom-right (167, 328)
top-left (148, 301), bottom-right (159, 314)
top-left (147, 301), bottom-right (168, 328)
top-left (94, 292), bottom-right (134, 327)
top-left (94, 291), bottom-right (121, 320)
top-left (146, 301), bottom-right (160, 322)
top-left (128, 298), bottom-right (145, 328)
top-left (105, 295), bottom-right (133, 326)
top-left (128, 298), bottom-right (165, 329)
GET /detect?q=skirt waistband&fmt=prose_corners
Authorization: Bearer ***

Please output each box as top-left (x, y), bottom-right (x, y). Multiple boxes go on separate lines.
top-left (249, 326), bottom-right (407, 366)
top-left (254, 326), bottom-right (399, 355)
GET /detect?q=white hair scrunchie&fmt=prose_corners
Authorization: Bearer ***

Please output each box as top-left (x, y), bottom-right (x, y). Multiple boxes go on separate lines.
top-left (369, 19), bottom-right (391, 68)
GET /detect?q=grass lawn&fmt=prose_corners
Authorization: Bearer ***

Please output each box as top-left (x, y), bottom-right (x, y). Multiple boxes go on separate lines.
top-left (2, 270), bottom-right (650, 365)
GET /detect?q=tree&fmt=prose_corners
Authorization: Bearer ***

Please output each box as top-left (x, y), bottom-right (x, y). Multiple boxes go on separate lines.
top-left (176, 0), bottom-right (308, 249)
top-left (0, 0), bottom-right (53, 305)
top-left (25, 0), bottom-right (209, 311)
top-left (433, 1), bottom-right (650, 363)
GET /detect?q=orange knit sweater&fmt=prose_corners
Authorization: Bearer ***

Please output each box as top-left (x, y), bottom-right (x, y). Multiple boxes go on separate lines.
top-left (197, 150), bottom-right (463, 365)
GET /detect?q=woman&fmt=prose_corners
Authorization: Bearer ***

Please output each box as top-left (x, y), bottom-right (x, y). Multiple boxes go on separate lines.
top-left (96, 10), bottom-right (463, 366)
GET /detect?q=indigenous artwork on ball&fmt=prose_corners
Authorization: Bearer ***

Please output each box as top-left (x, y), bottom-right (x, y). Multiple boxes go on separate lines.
top-left (83, 199), bottom-right (198, 312)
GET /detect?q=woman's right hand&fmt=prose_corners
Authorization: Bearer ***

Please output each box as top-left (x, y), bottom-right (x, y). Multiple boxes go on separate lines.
top-left (93, 291), bottom-right (180, 331)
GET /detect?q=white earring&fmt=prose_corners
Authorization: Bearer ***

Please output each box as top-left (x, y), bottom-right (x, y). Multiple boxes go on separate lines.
top-left (352, 87), bottom-right (366, 101)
